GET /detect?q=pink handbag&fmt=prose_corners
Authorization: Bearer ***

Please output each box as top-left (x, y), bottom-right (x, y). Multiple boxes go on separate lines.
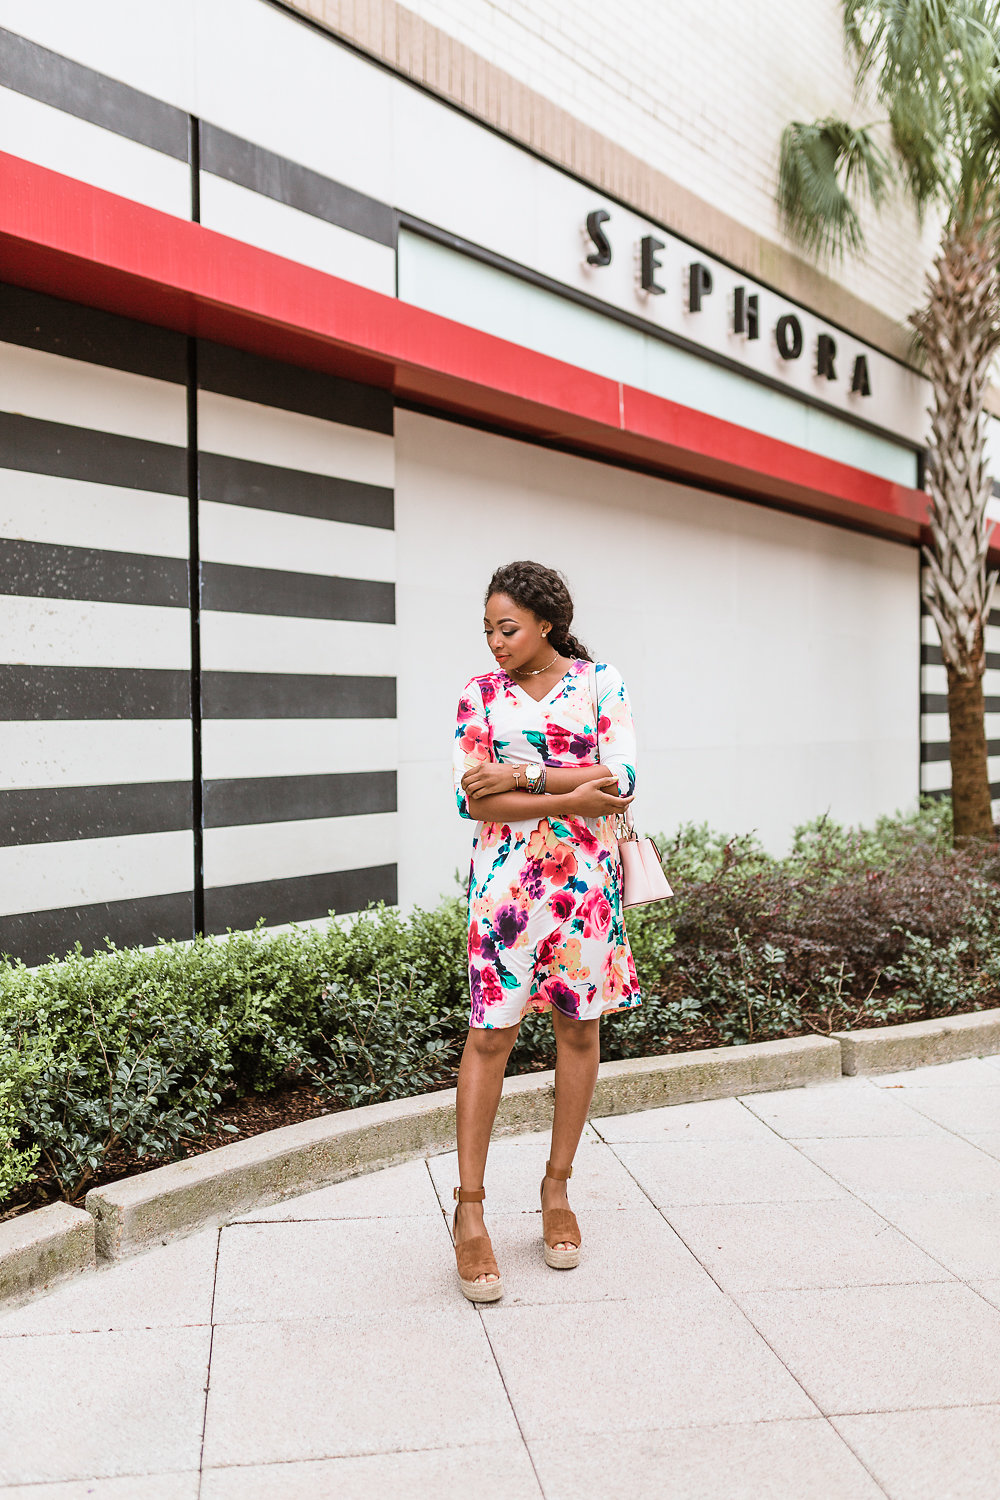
top-left (590, 665), bottom-right (673, 908)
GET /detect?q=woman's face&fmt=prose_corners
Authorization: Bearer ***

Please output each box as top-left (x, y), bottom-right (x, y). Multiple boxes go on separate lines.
top-left (483, 592), bottom-right (551, 673)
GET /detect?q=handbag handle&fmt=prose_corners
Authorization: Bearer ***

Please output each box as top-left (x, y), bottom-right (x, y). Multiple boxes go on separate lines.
top-left (589, 663), bottom-right (636, 839)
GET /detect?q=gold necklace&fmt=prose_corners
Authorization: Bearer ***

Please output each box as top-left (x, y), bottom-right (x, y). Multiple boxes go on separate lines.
top-left (511, 652), bottom-right (559, 678)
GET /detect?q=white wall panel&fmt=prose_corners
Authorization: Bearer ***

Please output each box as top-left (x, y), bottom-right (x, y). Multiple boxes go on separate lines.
top-left (0, 85), bottom-right (190, 217)
top-left (0, 721), bottom-right (192, 790)
top-left (0, 0), bottom-right (197, 110)
top-left (203, 811), bottom-right (397, 887)
top-left (394, 409), bottom-right (920, 908)
top-left (0, 830), bottom-right (193, 915)
top-left (193, 0), bottom-right (393, 201)
top-left (2, 596), bottom-right (190, 668)
top-left (198, 391), bottom-right (394, 488)
top-left (199, 613), bottom-right (396, 676)
top-left (0, 342), bottom-right (186, 445)
top-left (201, 719), bottom-right (395, 781)
top-left (198, 174), bottom-right (394, 295)
top-left (1, 470), bottom-right (188, 558)
top-left (199, 501), bottom-right (395, 581)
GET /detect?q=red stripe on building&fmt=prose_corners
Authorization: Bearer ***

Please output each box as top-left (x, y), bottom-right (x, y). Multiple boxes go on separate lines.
top-left (0, 151), bottom-right (933, 541)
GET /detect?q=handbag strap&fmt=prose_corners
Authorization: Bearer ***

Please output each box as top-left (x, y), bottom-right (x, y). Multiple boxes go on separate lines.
top-left (589, 662), bottom-right (635, 838)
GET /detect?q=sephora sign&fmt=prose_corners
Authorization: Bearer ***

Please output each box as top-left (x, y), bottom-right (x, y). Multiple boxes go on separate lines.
top-left (574, 205), bottom-right (924, 443)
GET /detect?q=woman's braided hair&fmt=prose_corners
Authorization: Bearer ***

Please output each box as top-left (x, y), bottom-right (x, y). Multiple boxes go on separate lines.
top-left (485, 561), bottom-right (592, 663)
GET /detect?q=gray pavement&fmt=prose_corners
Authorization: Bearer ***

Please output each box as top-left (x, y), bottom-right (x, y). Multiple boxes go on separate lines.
top-left (2, 1054), bottom-right (1000, 1498)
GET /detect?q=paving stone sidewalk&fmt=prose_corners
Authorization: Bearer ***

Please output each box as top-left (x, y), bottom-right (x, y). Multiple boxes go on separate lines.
top-left (2, 1053), bottom-right (1000, 1499)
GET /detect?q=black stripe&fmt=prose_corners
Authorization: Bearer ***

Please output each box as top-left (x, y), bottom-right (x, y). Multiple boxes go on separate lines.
top-left (920, 739), bottom-right (1000, 764)
top-left (0, 781), bottom-right (192, 846)
top-left (0, 538), bottom-right (188, 607)
top-left (201, 562), bottom-right (394, 622)
top-left (922, 602), bottom-right (1000, 629)
top-left (197, 340), bottom-right (393, 434)
top-left (199, 450), bottom-right (394, 529)
top-left (204, 770), bottom-right (395, 828)
top-left (921, 643), bottom-right (1000, 671)
top-left (202, 863), bottom-right (397, 933)
top-left (0, 890), bottom-right (193, 966)
top-left (924, 782), bottom-right (1000, 801)
top-left (0, 412), bottom-right (186, 494)
top-left (201, 671), bottom-right (395, 719)
top-left (0, 666), bottom-right (189, 720)
top-left (199, 121), bottom-right (394, 247)
top-left (921, 693), bottom-right (1000, 714)
top-left (0, 283), bottom-right (187, 382)
top-left (0, 26), bottom-right (189, 159)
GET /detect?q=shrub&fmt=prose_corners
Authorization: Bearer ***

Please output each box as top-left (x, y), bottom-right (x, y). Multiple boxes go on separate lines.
top-left (2, 800), bottom-right (998, 1210)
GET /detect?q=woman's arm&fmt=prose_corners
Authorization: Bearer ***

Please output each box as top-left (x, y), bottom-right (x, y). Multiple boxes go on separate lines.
top-left (468, 777), bottom-right (633, 824)
top-left (461, 761), bottom-right (608, 799)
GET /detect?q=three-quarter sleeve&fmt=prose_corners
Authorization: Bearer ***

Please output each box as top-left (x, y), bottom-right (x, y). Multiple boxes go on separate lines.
top-left (453, 677), bottom-right (493, 819)
top-left (596, 662), bottom-right (637, 795)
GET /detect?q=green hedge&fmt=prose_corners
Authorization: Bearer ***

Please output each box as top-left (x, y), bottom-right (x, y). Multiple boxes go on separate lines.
top-left (3, 800), bottom-right (998, 1208)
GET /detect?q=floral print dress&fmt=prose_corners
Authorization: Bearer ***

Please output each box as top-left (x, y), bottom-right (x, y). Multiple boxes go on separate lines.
top-left (453, 659), bottom-right (642, 1029)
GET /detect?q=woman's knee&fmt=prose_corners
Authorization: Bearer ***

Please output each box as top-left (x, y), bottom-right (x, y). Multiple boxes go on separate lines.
top-left (464, 1023), bottom-right (519, 1061)
top-left (552, 1013), bottom-right (600, 1051)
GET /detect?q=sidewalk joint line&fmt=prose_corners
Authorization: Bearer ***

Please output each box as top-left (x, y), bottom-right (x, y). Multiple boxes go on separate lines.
top-left (195, 1225), bottom-right (222, 1492)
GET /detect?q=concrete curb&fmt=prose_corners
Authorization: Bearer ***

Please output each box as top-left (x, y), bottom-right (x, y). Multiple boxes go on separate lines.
top-left (1, 1009), bottom-right (997, 1302)
top-left (0, 1201), bottom-right (95, 1306)
top-left (85, 1034), bottom-right (840, 1260)
top-left (835, 1007), bottom-right (1000, 1075)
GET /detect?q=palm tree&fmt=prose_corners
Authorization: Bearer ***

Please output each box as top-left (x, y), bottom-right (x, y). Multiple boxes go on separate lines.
top-left (778, 0), bottom-right (1000, 841)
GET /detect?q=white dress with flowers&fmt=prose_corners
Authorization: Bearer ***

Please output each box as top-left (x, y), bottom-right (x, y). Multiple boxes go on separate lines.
top-left (453, 658), bottom-right (642, 1029)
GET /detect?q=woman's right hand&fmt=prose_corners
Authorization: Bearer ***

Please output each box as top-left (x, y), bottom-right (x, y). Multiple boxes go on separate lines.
top-left (564, 777), bottom-right (634, 819)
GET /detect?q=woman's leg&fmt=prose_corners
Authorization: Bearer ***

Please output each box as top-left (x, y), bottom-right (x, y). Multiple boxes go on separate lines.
top-left (544, 1010), bottom-right (601, 1248)
top-left (454, 1021), bottom-right (520, 1282)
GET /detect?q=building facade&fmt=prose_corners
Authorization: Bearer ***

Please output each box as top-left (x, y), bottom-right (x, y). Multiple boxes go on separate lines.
top-left (1, 0), bottom-right (998, 965)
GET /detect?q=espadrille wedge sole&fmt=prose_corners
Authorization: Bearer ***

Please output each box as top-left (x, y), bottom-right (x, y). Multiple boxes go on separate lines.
top-left (541, 1161), bottom-right (581, 1269)
top-left (453, 1186), bottom-right (504, 1302)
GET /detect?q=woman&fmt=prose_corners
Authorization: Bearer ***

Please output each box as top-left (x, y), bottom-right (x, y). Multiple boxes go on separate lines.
top-left (451, 559), bottom-right (641, 1302)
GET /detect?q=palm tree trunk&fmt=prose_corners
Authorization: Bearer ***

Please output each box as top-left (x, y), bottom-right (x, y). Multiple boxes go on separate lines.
top-left (911, 226), bottom-right (1000, 843)
top-left (946, 653), bottom-right (994, 840)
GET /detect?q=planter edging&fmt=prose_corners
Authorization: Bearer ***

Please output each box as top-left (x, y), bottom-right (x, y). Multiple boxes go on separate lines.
top-left (2, 1008), bottom-right (998, 1307)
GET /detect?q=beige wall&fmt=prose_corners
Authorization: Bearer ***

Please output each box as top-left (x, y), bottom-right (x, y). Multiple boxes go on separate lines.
top-left (394, 409), bottom-right (921, 910)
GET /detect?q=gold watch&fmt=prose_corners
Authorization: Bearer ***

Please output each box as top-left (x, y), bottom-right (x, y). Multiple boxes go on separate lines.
top-left (524, 763), bottom-right (543, 793)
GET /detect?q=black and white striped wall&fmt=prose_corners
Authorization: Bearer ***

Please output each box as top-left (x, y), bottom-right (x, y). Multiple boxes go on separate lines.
top-left (0, 285), bottom-right (396, 965)
top-left (920, 571), bottom-right (1000, 818)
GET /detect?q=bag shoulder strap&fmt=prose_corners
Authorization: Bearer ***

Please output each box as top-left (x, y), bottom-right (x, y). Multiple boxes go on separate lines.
top-left (589, 661), bottom-right (601, 764)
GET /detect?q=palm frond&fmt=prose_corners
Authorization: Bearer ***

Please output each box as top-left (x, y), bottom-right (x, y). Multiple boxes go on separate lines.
top-left (777, 117), bottom-right (892, 260)
top-left (841, 0), bottom-right (1000, 233)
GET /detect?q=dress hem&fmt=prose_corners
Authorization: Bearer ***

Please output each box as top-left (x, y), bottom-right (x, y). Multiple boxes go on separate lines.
top-left (468, 996), bottom-right (642, 1030)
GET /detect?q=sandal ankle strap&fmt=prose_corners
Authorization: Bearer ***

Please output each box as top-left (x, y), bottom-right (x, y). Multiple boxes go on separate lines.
top-left (544, 1161), bottom-right (573, 1181)
top-left (454, 1186), bottom-right (486, 1202)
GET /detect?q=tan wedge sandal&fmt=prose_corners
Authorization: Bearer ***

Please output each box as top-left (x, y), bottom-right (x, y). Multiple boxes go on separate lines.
top-left (452, 1186), bottom-right (504, 1303)
top-left (541, 1161), bottom-right (581, 1269)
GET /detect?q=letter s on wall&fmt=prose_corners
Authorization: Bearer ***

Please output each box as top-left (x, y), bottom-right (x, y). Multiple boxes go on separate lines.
top-left (585, 209), bottom-right (612, 267)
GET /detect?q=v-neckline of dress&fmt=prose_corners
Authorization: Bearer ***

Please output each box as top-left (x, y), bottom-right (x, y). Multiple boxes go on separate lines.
top-left (502, 661), bottom-right (579, 707)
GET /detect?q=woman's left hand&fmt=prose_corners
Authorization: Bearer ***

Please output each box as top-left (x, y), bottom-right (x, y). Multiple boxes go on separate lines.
top-left (462, 763), bottom-right (516, 799)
